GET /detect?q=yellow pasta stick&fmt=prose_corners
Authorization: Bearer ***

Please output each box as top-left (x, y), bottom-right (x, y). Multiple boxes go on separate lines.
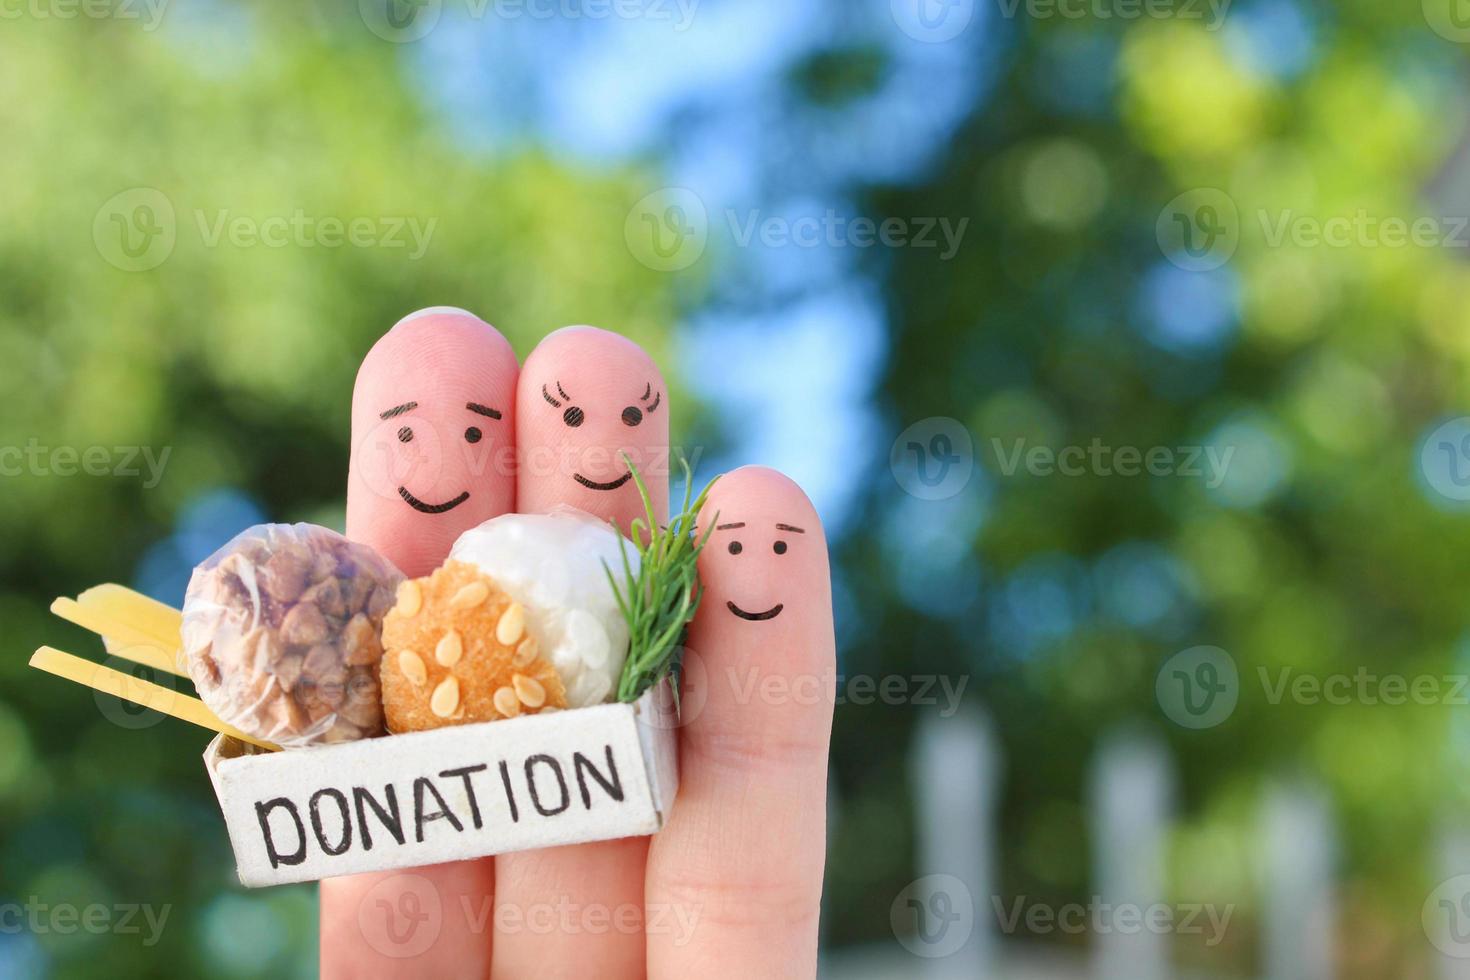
top-left (50, 584), bottom-right (186, 677)
top-left (30, 646), bottom-right (278, 752)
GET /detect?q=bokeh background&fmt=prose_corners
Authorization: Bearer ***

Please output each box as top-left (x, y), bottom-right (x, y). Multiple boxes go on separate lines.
top-left (5, 0), bottom-right (1470, 976)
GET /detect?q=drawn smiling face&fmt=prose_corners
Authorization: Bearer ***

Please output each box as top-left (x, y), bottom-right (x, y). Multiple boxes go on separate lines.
top-left (696, 465), bottom-right (831, 632)
top-left (379, 398), bottom-right (504, 514)
top-left (347, 308), bottom-right (518, 577)
top-left (714, 521), bottom-right (806, 621)
top-left (517, 326), bottom-right (671, 532)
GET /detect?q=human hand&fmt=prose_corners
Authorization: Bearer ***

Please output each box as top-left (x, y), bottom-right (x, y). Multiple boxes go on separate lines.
top-left (319, 309), bottom-right (836, 978)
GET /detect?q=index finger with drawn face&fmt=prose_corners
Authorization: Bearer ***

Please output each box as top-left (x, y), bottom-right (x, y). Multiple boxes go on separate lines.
top-left (345, 307), bottom-right (519, 579)
top-left (324, 307), bottom-right (519, 977)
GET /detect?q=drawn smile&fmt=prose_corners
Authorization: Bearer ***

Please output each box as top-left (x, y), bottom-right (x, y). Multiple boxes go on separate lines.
top-left (727, 601), bottom-right (784, 622)
top-left (398, 487), bottom-right (470, 514)
top-left (574, 470), bottom-right (633, 492)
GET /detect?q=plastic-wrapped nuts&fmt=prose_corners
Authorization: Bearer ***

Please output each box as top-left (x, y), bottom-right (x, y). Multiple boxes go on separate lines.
top-left (182, 523), bottom-right (403, 749)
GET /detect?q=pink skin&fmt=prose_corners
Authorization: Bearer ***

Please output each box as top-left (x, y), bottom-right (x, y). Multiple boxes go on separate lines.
top-left (516, 325), bottom-right (670, 533)
top-left (323, 323), bottom-right (835, 980)
top-left (345, 308), bottom-right (518, 578)
top-left (645, 467), bottom-right (834, 976)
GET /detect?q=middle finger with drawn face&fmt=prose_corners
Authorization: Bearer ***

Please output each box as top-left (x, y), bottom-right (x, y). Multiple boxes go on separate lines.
top-left (490, 325), bottom-right (671, 979)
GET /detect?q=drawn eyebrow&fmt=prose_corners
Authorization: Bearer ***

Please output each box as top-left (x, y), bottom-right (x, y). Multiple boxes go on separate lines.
top-left (466, 402), bottom-right (502, 420)
top-left (776, 524), bottom-right (805, 533)
top-left (641, 383), bottom-right (651, 401)
top-left (716, 522), bottom-right (745, 530)
top-left (380, 401), bottom-right (417, 420)
top-left (542, 384), bottom-right (561, 408)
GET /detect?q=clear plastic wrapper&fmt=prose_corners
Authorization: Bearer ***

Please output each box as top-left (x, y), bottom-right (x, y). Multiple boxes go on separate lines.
top-left (182, 523), bottom-right (403, 749)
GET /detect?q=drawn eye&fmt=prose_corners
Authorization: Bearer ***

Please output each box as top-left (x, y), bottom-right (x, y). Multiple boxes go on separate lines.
top-left (728, 541), bottom-right (743, 555)
top-left (465, 427), bottom-right (482, 444)
top-left (773, 540), bottom-right (787, 555)
top-left (564, 407), bottom-right (585, 428)
top-left (398, 426), bottom-right (413, 443)
top-left (622, 406), bottom-right (643, 427)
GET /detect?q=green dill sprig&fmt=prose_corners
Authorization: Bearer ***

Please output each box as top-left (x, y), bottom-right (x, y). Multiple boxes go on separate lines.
top-left (607, 453), bottom-right (718, 703)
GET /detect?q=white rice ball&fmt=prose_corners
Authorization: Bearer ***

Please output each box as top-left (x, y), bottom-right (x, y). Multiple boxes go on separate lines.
top-left (449, 508), bottom-right (638, 708)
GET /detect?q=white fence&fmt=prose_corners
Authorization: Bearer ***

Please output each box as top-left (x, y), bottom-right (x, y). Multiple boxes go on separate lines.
top-left (823, 708), bottom-right (1466, 979)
